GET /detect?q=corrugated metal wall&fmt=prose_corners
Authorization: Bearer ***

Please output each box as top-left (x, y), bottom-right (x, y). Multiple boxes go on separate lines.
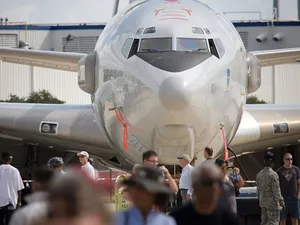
top-left (249, 63), bottom-right (300, 104)
top-left (0, 28), bottom-right (100, 104)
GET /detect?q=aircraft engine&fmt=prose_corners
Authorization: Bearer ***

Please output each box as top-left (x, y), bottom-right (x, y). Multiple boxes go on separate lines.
top-left (246, 52), bottom-right (261, 94)
top-left (78, 51), bottom-right (97, 94)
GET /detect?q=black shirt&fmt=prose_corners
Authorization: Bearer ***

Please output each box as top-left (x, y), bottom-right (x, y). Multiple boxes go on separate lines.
top-left (169, 203), bottom-right (241, 225)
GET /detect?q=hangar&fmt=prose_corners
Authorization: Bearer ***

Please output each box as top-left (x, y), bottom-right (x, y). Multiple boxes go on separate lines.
top-left (0, 21), bottom-right (300, 104)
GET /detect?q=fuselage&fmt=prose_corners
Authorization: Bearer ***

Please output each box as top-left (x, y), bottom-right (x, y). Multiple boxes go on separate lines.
top-left (93, 0), bottom-right (248, 165)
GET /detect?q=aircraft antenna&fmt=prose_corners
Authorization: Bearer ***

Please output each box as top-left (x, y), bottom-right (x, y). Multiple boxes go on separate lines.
top-left (112, 0), bottom-right (120, 17)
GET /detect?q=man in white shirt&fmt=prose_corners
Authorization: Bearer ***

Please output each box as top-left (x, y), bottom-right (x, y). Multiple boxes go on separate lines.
top-left (0, 152), bottom-right (24, 225)
top-left (177, 154), bottom-right (194, 205)
top-left (9, 167), bottom-right (54, 225)
top-left (77, 151), bottom-right (96, 180)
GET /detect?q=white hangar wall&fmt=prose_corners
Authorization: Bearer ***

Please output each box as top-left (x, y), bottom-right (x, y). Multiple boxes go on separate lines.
top-left (249, 63), bottom-right (300, 104)
top-left (0, 24), bottom-right (104, 104)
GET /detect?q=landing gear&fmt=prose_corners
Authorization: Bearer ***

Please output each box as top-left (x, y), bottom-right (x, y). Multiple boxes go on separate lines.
top-left (24, 143), bottom-right (39, 179)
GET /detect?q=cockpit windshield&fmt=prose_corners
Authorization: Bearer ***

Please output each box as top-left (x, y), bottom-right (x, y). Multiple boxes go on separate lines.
top-left (139, 38), bottom-right (172, 52)
top-left (177, 38), bottom-right (208, 52)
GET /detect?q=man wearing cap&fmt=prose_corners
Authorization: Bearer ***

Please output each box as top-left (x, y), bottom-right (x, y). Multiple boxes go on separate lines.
top-left (77, 151), bottom-right (96, 180)
top-left (47, 157), bottom-right (65, 174)
top-left (256, 151), bottom-right (285, 225)
top-left (177, 154), bottom-right (194, 205)
top-left (0, 152), bottom-right (24, 225)
top-left (113, 166), bottom-right (176, 225)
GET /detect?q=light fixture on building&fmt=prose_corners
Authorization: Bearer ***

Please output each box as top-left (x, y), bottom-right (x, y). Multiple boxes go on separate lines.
top-left (19, 40), bottom-right (29, 49)
top-left (0, 18), bottom-right (3, 25)
top-left (63, 34), bottom-right (75, 52)
top-left (5, 18), bottom-right (8, 26)
top-left (256, 33), bottom-right (267, 43)
top-left (273, 33), bottom-right (283, 42)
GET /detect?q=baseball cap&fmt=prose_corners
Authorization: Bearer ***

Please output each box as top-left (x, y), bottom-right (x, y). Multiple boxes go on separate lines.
top-left (122, 166), bottom-right (172, 195)
top-left (177, 154), bottom-right (191, 162)
top-left (264, 151), bottom-right (274, 160)
top-left (47, 157), bottom-right (64, 168)
top-left (77, 151), bottom-right (89, 158)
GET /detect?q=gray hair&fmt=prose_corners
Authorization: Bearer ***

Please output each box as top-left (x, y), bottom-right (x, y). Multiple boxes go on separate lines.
top-left (191, 161), bottom-right (222, 185)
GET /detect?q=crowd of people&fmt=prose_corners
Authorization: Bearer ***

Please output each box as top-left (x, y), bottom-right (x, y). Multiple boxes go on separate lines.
top-left (2, 147), bottom-right (297, 225)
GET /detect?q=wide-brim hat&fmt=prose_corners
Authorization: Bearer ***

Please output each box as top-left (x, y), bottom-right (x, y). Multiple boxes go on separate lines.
top-left (122, 166), bottom-right (172, 195)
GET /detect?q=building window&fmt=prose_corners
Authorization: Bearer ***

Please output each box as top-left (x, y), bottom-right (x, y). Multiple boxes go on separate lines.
top-left (62, 36), bottom-right (98, 53)
top-left (0, 34), bottom-right (18, 48)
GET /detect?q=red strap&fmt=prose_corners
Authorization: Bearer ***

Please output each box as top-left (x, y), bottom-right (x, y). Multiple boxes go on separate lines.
top-left (221, 127), bottom-right (228, 160)
top-left (115, 110), bottom-right (128, 150)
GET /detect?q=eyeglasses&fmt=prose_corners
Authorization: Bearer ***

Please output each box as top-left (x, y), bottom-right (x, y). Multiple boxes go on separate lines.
top-left (147, 159), bottom-right (158, 164)
top-left (285, 158), bottom-right (293, 161)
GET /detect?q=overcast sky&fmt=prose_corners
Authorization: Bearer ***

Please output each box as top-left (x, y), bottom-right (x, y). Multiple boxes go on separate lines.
top-left (0, 0), bottom-right (297, 24)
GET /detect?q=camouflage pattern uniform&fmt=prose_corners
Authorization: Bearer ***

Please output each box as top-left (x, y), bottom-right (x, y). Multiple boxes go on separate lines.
top-left (256, 166), bottom-right (285, 225)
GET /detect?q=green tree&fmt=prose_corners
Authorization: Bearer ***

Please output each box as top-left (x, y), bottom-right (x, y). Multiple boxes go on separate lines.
top-left (246, 95), bottom-right (267, 104)
top-left (0, 90), bottom-right (65, 104)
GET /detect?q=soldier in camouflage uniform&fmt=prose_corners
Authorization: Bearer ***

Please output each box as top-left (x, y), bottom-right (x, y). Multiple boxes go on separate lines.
top-left (256, 151), bottom-right (285, 225)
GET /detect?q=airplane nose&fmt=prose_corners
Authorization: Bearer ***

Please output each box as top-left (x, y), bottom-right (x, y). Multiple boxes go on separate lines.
top-left (159, 76), bottom-right (190, 111)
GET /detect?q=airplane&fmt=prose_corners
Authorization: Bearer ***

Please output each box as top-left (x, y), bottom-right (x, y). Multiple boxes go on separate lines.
top-left (1, 0), bottom-right (300, 172)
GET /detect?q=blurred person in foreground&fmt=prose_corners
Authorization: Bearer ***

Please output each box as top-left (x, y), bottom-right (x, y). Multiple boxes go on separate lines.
top-left (256, 151), bottom-right (285, 225)
top-left (47, 157), bottom-right (65, 174)
top-left (114, 166), bottom-right (176, 225)
top-left (32, 168), bottom-right (112, 225)
top-left (170, 162), bottom-right (240, 225)
top-left (9, 167), bottom-right (54, 225)
top-left (0, 152), bottom-right (24, 225)
top-left (215, 159), bottom-right (244, 215)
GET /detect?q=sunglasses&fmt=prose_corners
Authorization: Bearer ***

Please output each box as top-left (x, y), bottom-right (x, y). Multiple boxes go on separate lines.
top-left (285, 158), bottom-right (293, 161)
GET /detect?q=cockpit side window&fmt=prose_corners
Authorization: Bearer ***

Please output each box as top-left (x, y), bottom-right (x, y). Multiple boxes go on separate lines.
top-left (208, 39), bottom-right (219, 59)
top-left (177, 38), bottom-right (208, 52)
top-left (139, 38), bottom-right (172, 52)
top-left (214, 38), bottom-right (225, 58)
top-left (121, 38), bottom-right (134, 58)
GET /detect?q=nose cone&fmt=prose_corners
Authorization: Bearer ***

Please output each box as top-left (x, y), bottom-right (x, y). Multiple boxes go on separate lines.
top-left (159, 76), bottom-right (190, 111)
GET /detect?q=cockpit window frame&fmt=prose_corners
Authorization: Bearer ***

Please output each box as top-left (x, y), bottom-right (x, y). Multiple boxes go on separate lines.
top-left (214, 38), bottom-right (225, 58)
top-left (138, 37), bottom-right (173, 53)
top-left (121, 38), bottom-right (134, 58)
top-left (176, 37), bottom-right (209, 53)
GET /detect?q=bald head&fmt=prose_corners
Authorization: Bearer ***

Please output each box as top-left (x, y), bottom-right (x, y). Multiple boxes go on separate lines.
top-left (283, 153), bottom-right (293, 168)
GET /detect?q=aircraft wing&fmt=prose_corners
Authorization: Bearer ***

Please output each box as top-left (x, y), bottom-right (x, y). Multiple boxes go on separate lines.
top-left (250, 48), bottom-right (300, 66)
top-left (230, 104), bottom-right (300, 156)
top-left (0, 103), bottom-right (113, 155)
top-left (0, 48), bottom-right (86, 72)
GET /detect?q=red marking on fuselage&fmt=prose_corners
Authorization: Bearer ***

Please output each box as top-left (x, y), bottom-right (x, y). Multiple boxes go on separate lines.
top-left (159, 17), bottom-right (188, 21)
top-left (165, 0), bottom-right (180, 3)
top-left (154, 8), bottom-right (164, 15)
top-left (161, 14), bottom-right (186, 17)
top-left (182, 8), bottom-right (192, 16)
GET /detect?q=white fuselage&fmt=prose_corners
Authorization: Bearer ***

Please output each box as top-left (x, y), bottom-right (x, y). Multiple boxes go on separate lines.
top-left (93, 0), bottom-right (247, 165)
